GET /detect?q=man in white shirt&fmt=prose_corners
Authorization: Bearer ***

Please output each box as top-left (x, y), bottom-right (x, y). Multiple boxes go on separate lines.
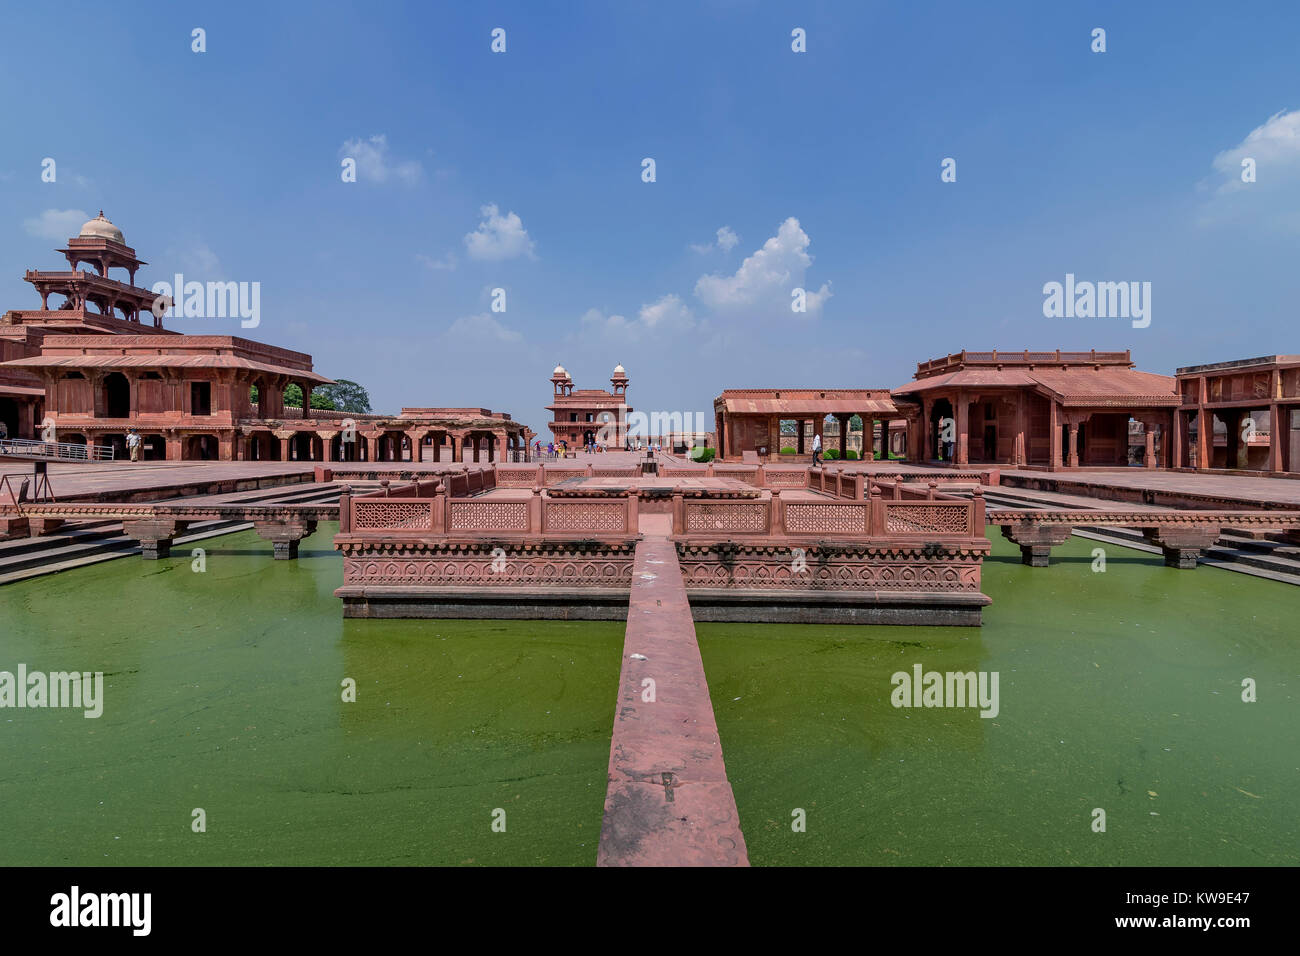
top-left (812, 432), bottom-right (822, 465)
top-left (126, 429), bottom-right (141, 462)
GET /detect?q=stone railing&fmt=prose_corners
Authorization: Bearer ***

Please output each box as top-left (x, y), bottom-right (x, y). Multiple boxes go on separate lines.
top-left (668, 487), bottom-right (983, 539)
top-left (495, 464), bottom-right (642, 486)
top-left (341, 486), bottom-right (639, 537)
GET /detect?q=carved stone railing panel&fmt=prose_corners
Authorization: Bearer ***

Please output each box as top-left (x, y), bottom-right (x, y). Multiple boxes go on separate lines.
top-left (884, 502), bottom-right (970, 535)
top-left (544, 501), bottom-right (627, 533)
top-left (784, 503), bottom-right (868, 535)
top-left (683, 501), bottom-right (768, 534)
top-left (352, 500), bottom-right (433, 531)
top-left (448, 500), bottom-right (529, 532)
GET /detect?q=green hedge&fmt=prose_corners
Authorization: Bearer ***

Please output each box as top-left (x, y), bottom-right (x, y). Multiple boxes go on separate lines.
top-left (824, 448), bottom-right (841, 460)
top-left (688, 447), bottom-right (716, 462)
top-left (780, 447), bottom-right (797, 455)
top-left (846, 449), bottom-right (859, 460)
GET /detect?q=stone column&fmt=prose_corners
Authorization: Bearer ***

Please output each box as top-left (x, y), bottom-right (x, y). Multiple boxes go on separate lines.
top-left (1195, 378), bottom-right (1210, 469)
top-left (1067, 422), bottom-right (1080, 468)
top-left (1143, 421), bottom-right (1156, 469)
top-left (1049, 403), bottom-right (1063, 470)
top-left (955, 392), bottom-right (970, 466)
top-left (837, 414), bottom-right (848, 459)
top-left (1269, 403), bottom-right (1283, 473)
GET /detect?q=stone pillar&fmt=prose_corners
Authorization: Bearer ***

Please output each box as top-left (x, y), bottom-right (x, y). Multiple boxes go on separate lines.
top-left (218, 433), bottom-right (235, 462)
top-left (166, 436), bottom-right (183, 461)
top-left (253, 519), bottom-right (318, 560)
top-left (1067, 422), bottom-right (1080, 468)
top-left (1269, 403), bottom-right (1283, 473)
top-left (797, 421), bottom-right (805, 455)
top-left (955, 393), bottom-right (969, 466)
top-left (1143, 423), bottom-right (1156, 469)
top-left (837, 414), bottom-right (848, 459)
top-left (1049, 403), bottom-right (1063, 470)
top-left (1191, 383), bottom-right (1208, 469)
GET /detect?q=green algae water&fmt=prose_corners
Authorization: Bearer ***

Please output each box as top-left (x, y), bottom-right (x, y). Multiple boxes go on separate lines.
top-left (0, 524), bottom-right (623, 866)
top-left (698, 532), bottom-right (1300, 866)
top-left (4, 525), bottom-right (1297, 866)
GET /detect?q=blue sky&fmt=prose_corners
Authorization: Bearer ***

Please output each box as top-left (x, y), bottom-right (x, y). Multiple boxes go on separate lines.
top-left (2, 0), bottom-right (1298, 435)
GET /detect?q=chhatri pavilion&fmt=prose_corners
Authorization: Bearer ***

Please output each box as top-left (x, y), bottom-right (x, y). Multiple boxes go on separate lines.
top-left (0, 213), bottom-right (531, 462)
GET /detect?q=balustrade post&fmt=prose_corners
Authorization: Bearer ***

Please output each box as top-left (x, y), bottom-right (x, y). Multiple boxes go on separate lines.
top-left (971, 486), bottom-right (985, 537)
top-left (625, 488), bottom-right (639, 534)
top-left (672, 493), bottom-right (685, 535)
top-left (430, 489), bottom-right (445, 533)
top-left (769, 489), bottom-right (783, 535)
top-left (530, 488), bottom-right (544, 534)
top-left (853, 474), bottom-right (865, 500)
top-left (928, 481), bottom-right (938, 501)
top-left (338, 489), bottom-right (351, 533)
top-left (869, 485), bottom-right (882, 536)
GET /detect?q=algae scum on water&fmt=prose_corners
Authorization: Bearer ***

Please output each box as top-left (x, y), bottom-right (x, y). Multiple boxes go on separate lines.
top-left (2, 525), bottom-right (1296, 865)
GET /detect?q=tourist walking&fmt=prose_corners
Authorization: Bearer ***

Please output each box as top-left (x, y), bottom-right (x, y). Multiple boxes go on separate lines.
top-left (127, 428), bottom-right (141, 462)
top-left (812, 432), bottom-right (822, 465)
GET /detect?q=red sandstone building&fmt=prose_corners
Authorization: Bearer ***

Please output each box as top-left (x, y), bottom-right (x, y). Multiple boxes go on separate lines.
top-left (1, 214), bottom-right (530, 462)
top-left (547, 364), bottom-right (631, 449)
top-left (1175, 355), bottom-right (1300, 473)
top-left (713, 389), bottom-right (904, 461)
top-left (891, 350), bottom-right (1180, 469)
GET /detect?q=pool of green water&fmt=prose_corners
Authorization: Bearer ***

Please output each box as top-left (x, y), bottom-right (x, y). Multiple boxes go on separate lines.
top-left (0, 524), bottom-right (623, 866)
top-left (3, 525), bottom-right (1296, 866)
top-left (698, 532), bottom-right (1300, 866)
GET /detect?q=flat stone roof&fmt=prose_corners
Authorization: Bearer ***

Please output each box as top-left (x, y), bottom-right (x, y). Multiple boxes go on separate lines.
top-left (1176, 355), bottom-right (1300, 375)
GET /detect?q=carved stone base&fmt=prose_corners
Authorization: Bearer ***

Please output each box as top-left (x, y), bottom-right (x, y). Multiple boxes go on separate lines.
top-left (254, 519), bottom-right (318, 560)
top-left (1141, 526), bottom-right (1220, 569)
top-left (998, 523), bottom-right (1074, 566)
top-left (122, 519), bottom-right (188, 560)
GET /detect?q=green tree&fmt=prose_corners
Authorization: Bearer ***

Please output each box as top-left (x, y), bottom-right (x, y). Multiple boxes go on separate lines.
top-left (314, 379), bottom-right (371, 413)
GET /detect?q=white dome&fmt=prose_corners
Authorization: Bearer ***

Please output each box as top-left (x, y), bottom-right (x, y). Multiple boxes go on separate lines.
top-left (79, 211), bottom-right (124, 244)
top-left (613, 364), bottom-right (626, 375)
top-left (553, 364), bottom-right (569, 377)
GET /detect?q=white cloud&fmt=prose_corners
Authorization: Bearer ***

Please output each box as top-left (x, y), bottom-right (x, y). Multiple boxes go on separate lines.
top-left (693, 217), bottom-right (831, 317)
top-left (338, 134), bottom-right (422, 185)
top-left (691, 225), bottom-right (740, 254)
top-left (464, 204), bottom-right (536, 261)
top-left (579, 295), bottom-right (694, 340)
top-left (447, 312), bottom-right (522, 343)
top-left (417, 252), bottom-right (458, 271)
top-left (1210, 109), bottom-right (1300, 193)
top-left (638, 294), bottom-right (693, 329)
top-left (23, 208), bottom-right (89, 240)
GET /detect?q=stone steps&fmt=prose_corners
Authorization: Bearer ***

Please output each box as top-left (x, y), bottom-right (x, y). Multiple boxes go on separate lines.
top-left (978, 490), bottom-right (1300, 586)
top-left (0, 483), bottom-right (341, 586)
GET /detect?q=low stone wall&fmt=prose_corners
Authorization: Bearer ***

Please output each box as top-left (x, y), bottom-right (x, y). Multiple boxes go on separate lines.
top-left (335, 539), bottom-right (639, 618)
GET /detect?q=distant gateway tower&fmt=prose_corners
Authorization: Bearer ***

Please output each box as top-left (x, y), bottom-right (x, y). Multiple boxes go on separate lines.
top-left (546, 364), bottom-right (631, 448)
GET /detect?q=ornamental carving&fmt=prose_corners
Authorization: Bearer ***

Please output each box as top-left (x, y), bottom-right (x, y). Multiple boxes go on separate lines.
top-left (784, 503), bottom-right (867, 534)
top-left (447, 500), bottom-right (529, 531)
top-left (683, 502), bottom-right (767, 533)
top-left (352, 501), bottom-right (432, 530)
top-left (885, 503), bottom-right (969, 534)
top-left (545, 501), bottom-right (626, 532)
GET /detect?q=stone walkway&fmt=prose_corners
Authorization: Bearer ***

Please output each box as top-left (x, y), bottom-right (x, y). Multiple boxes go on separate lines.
top-left (596, 534), bottom-right (749, 867)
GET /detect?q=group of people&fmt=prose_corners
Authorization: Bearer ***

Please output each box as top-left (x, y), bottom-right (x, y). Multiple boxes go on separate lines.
top-left (529, 438), bottom-right (664, 459)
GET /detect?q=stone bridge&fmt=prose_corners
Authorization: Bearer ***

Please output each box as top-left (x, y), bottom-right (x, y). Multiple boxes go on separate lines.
top-left (988, 508), bottom-right (1300, 568)
top-left (0, 501), bottom-right (337, 559)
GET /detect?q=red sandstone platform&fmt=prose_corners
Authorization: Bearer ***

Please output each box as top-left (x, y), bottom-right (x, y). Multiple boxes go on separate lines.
top-left (597, 535), bottom-right (749, 866)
